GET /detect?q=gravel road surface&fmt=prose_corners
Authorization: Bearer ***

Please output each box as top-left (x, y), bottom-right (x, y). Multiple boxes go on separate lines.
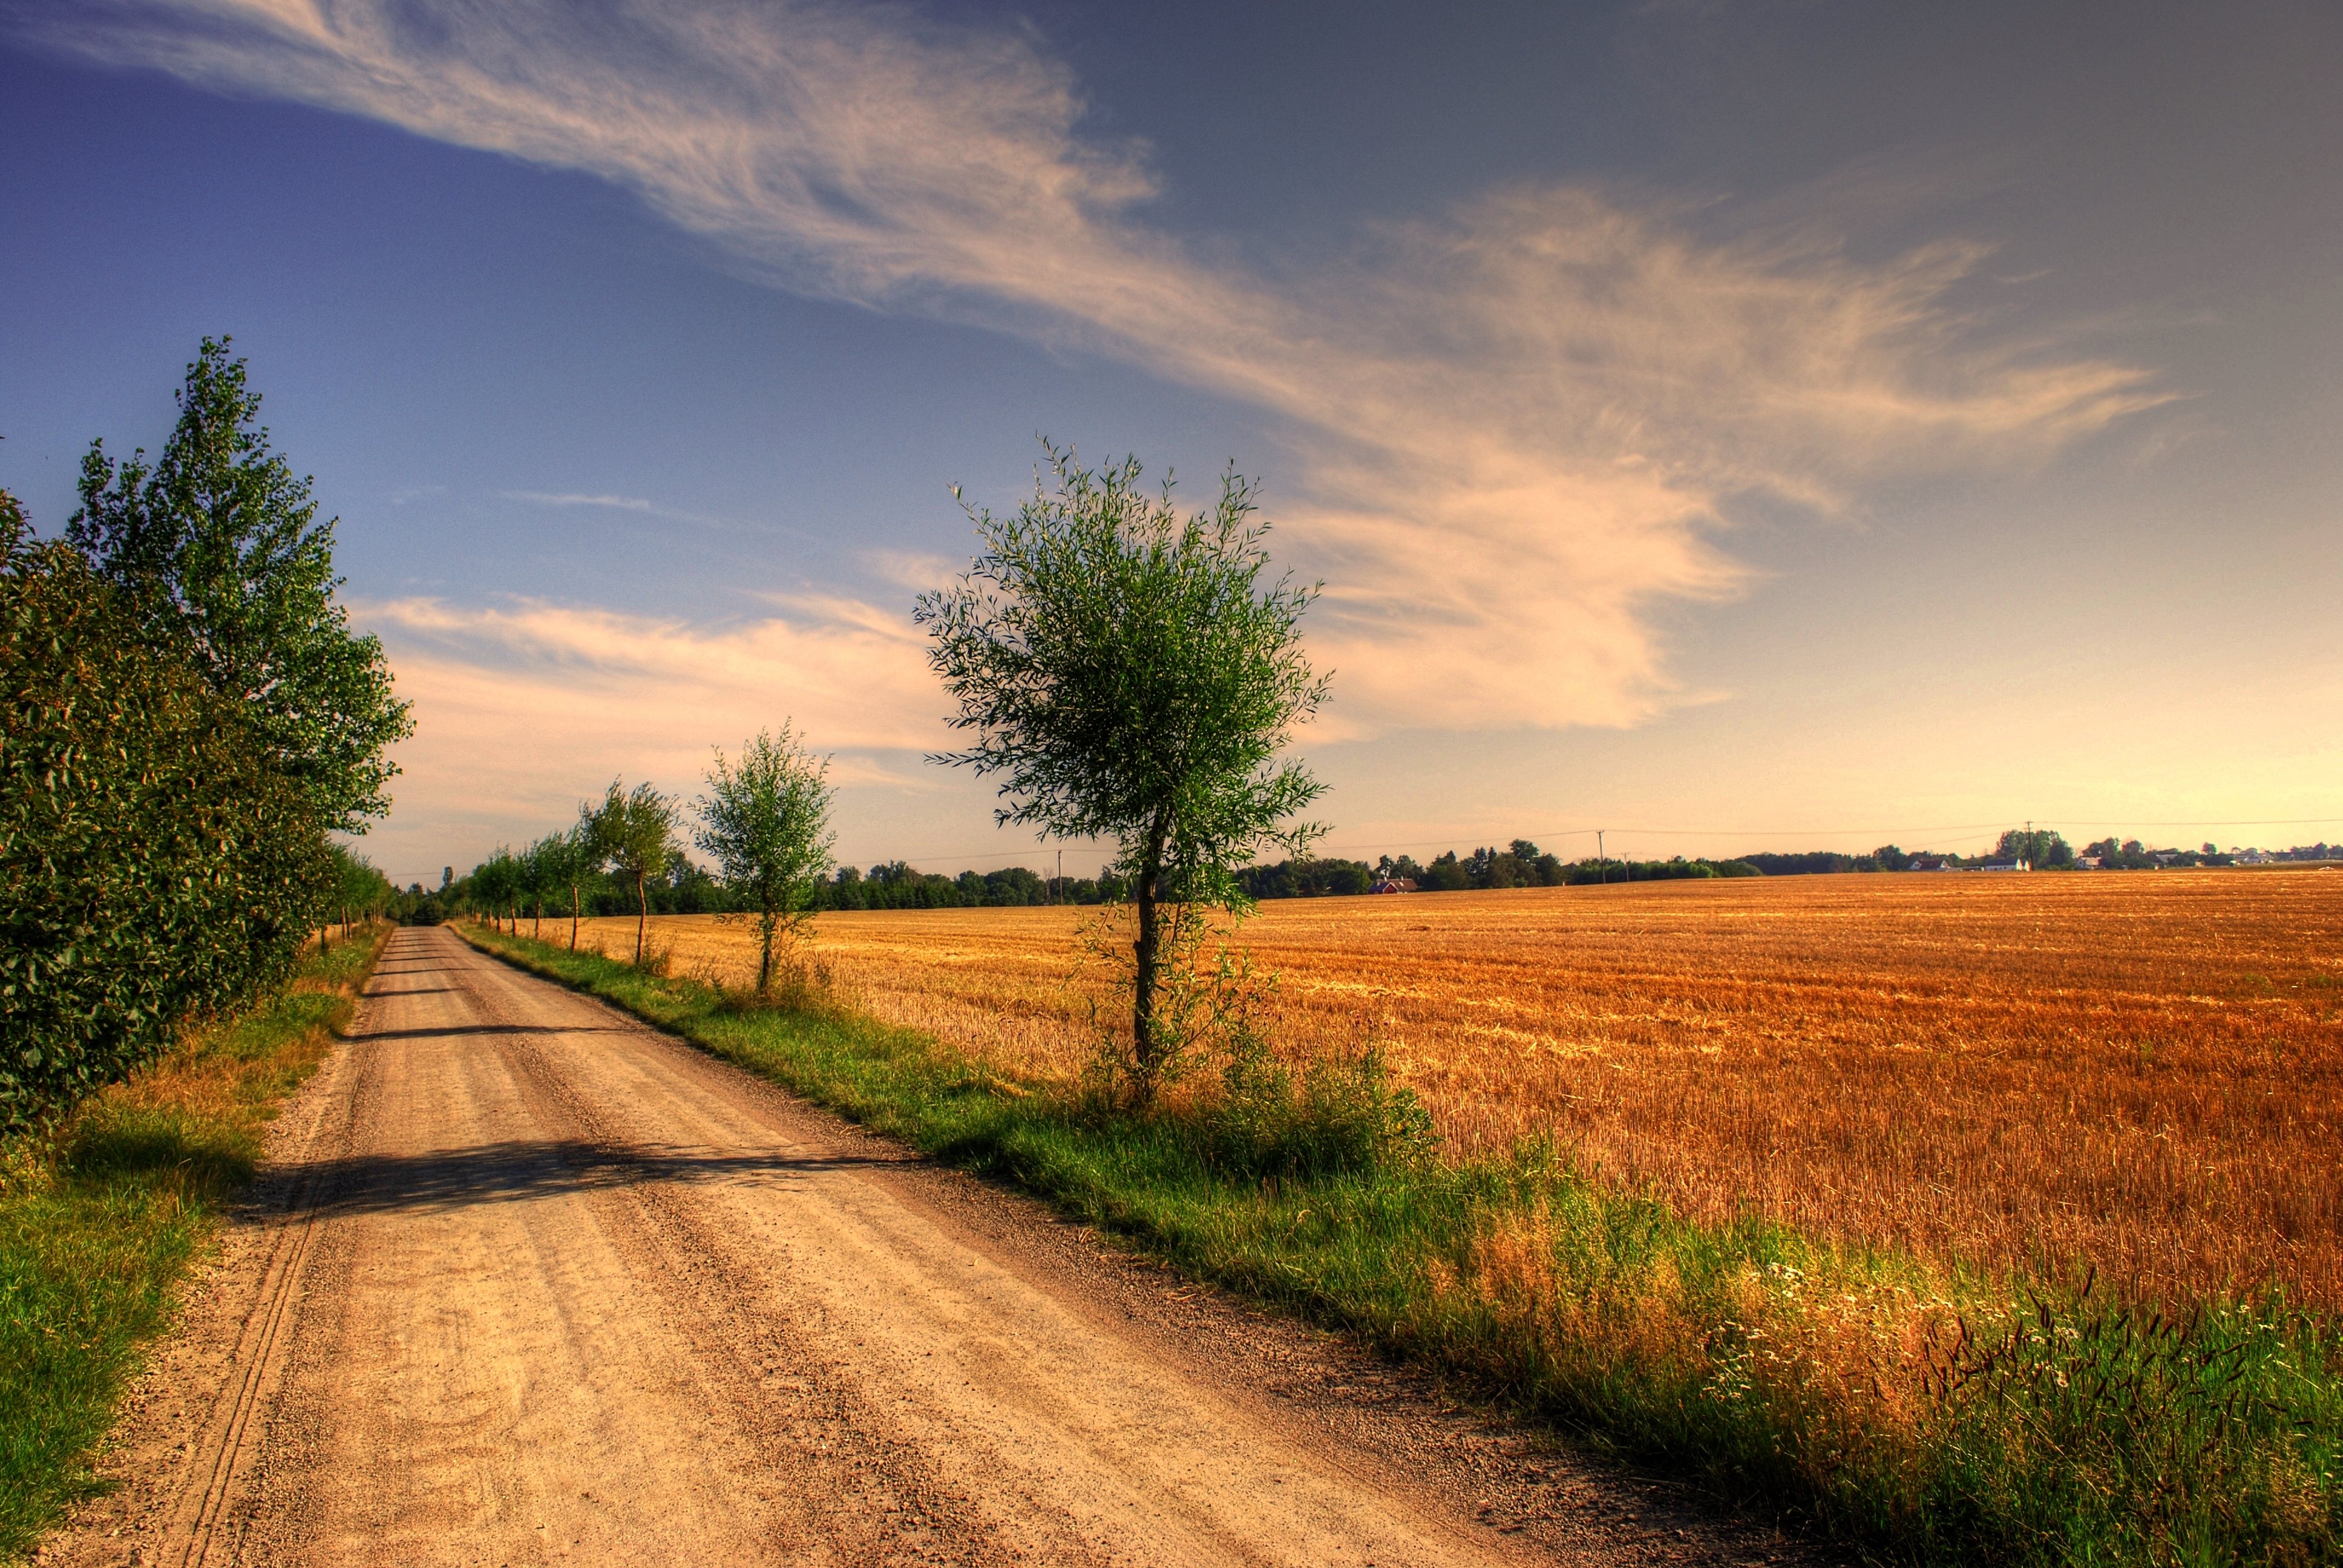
top-left (41, 927), bottom-right (1804, 1567)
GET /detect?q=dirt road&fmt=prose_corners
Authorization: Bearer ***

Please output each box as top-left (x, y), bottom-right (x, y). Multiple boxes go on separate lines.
top-left (43, 928), bottom-right (1793, 1567)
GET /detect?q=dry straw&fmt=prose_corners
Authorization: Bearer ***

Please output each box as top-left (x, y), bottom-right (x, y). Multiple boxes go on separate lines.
top-left (581, 868), bottom-right (2343, 1308)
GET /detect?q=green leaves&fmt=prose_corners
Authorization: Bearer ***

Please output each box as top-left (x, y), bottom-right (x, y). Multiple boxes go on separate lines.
top-left (586, 779), bottom-right (681, 965)
top-left (588, 780), bottom-right (678, 885)
top-left (917, 442), bottom-right (1329, 1098)
top-left (65, 339), bottom-right (412, 833)
top-left (694, 725), bottom-right (836, 995)
top-left (0, 341), bottom-right (408, 1126)
top-left (1, 494), bottom-right (332, 1130)
top-left (917, 442), bottom-right (1328, 887)
top-left (329, 843), bottom-right (396, 920)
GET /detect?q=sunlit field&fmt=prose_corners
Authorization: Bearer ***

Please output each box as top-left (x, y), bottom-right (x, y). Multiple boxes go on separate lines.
top-left (565, 869), bottom-right (2343, 1307)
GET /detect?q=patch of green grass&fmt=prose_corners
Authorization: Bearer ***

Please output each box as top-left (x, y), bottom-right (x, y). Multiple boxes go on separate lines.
top-left (0, 927), bottom-right (388, 1561)
top-left (465, 925), bottom-right (2341, 1567)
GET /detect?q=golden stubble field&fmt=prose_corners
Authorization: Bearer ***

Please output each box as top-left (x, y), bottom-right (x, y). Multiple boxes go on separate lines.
top-left (562, 870), bottom-right (2343, 1306)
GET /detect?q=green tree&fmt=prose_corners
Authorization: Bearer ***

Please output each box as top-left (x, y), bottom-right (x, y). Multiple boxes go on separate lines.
top-left (1, 491), bottom-right (329, 1128)
top-left (357, 855), bottom-right (396, 920)
top-left (516, 836), bottom-right (552, 939)
top-left (1996, 827), bottom-right (2074, 867)
top-left (693, 725), bottom-right (836, 998)
top-left (590, 780), bottom-right (678, 967)
top-left (545, 823), bottom-right (596, 950)
top-left (471, 846), bottom-right (518, 933)
top-left (917, 444), bottom-right (1327, 1103)
top-left (1419, 851), bottom-right (1469, 892)
top-left (66, 338), bottom-right (413, 832)
top-left (326, 844), bottom-right (393, 943)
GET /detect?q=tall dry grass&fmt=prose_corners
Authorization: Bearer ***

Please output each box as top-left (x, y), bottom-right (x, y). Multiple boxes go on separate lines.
top-left (578, 869), bottom-right (2343, 1307)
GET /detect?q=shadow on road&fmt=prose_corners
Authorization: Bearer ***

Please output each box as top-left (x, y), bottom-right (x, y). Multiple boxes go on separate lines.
top-left (272, 1139), bottom-right (902, 1215)
top-left (345, 1023), bottom-right (615, 1043)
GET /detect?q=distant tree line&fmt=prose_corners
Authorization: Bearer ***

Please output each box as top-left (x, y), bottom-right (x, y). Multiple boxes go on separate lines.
top-left (431, 851), bottom-right (1106, 925)
top-left (0, 341), bottom-right (411, 1129)
top-left (472, 857), bottom-right (1066, 915)
top-left (1234, 840), bottom-right (1765, 896)
top-left (1365, 841), bottom-right (1763, 890)
top-left (435, 818), bottom-right (2334, 927)
top-left (1214, 825), bottom-right (2339, 899)
top-left (2073, 837), bottom-right (2337, 870)
top-left (821, 862), bottom-right (1063, 910)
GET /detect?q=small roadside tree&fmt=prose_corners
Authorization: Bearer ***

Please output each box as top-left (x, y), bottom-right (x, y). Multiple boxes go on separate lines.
top-left (591, 780), bottom-right (677, 967)
top-left (473, 846), bottom-right (518, 932)
top-left (326, 844), bottom-right (393, 943)
top-left (694, 725), bottom-right (836, 998)
top-left (916, 443), bottom-right (1327, 1104)
top-left (517, 836), bottom-right (554, 939)
top-left (547, 821), bottom-right (596, 950)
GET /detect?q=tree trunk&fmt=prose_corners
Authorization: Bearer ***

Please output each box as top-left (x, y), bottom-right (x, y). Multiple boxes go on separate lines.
top-left (570, 884), bottom-right (580, 950)
top-left (533, 894), bottom-right (542, 941)
top-left (1130, 812), bottom-right (1170, 1104)
top-left (634, 873), bottom-right (648, 966)
top-left (758, 907), bottom-right (775, 998)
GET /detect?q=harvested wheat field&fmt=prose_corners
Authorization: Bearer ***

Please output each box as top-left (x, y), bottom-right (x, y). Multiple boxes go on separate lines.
top-left (565, 869), bottom-right (2343, 1307)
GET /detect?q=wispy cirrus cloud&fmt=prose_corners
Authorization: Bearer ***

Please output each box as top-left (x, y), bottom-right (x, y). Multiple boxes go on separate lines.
top-left (32, 0), bottom-right (2171, 734)
top-left (500, 491), bottom-right (657, 512)
top-left (496, 489), bottom-right (752, 534)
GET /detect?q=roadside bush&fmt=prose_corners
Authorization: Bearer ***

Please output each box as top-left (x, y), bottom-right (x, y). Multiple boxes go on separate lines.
top-left (1211, 1034), bottom-right (1435, 1178)
top-left (1067, 907), bottom-right (1435, 1178)
top-left (0, 497), bottom-right (330, 1131)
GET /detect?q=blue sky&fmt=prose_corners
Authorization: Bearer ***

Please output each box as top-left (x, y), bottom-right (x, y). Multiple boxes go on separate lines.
top-left (2, 1), bottom-right (2337, 887)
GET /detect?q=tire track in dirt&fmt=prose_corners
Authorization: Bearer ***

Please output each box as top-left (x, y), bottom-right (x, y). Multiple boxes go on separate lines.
top-left (161, 1137), bottom-right (329, 1568)
top-left (154, 1050), bottom-right (352, 1568)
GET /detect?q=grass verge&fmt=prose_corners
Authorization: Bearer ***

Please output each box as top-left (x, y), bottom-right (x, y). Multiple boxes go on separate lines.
top-left (0, 926), bottom-right (389, 1561)
top-left (464, 924), bottom-right (2339, 1567)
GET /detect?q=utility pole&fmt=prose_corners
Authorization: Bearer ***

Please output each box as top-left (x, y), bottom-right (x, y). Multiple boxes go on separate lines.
top-left (1597, 829), bottom-right (1607, 884)
top-left (1055, 847), bottom-right (1063, 906)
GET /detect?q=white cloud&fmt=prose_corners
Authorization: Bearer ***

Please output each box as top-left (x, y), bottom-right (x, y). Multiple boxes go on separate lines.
top-left (356, 593), bottom-right (943, 858)
top-left (501, 491), bottom-right (657, 511)
top-left (42, 0), bottom-right (2169, 733)
top-left (860, 548), bottom-right (966, 595)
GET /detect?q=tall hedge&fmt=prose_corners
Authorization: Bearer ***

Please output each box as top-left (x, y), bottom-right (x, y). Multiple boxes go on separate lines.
top-left (0, 495), bottom-right (330, 1129)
